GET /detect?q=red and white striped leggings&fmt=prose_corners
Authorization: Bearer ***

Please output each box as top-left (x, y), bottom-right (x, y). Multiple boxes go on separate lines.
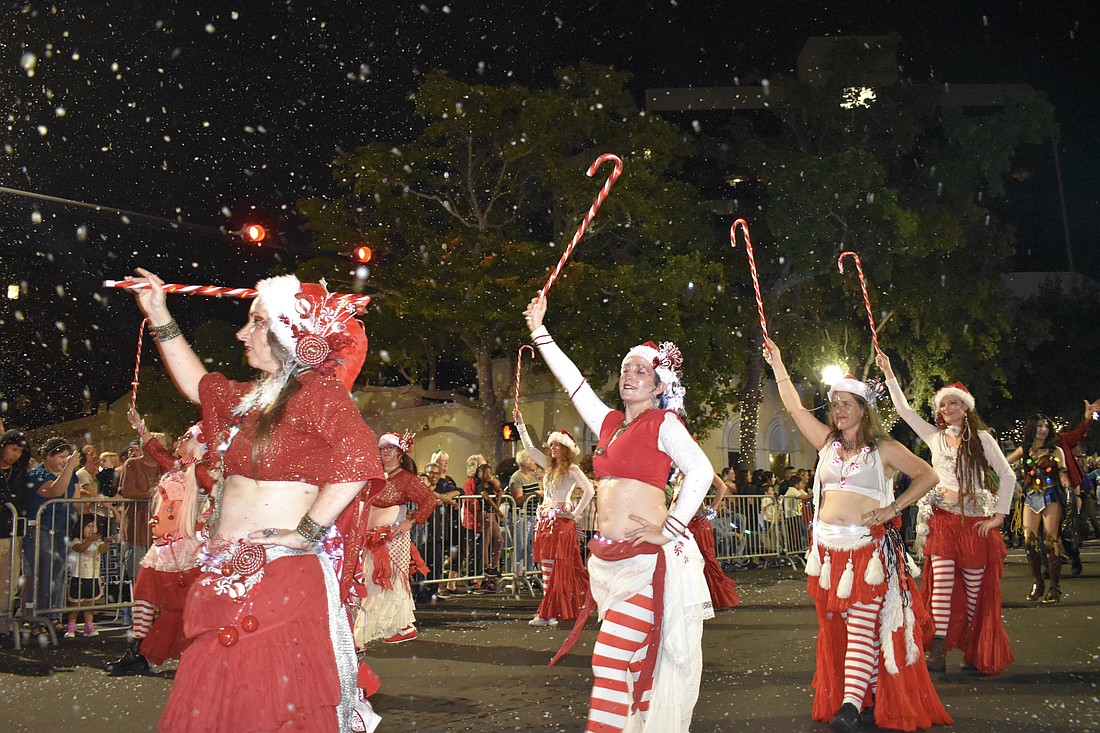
top-left (842, 597), bottom-right (883, 709)
top-left (586, 585), bottom-right (655, 733)
top-left (929, 556), bottom-right (984, 636)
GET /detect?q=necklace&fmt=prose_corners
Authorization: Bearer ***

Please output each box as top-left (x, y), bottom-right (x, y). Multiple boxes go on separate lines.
top-left (840, 436), bottom-right (862, 452)
top-left (594, 408), bottom-right (654, 456)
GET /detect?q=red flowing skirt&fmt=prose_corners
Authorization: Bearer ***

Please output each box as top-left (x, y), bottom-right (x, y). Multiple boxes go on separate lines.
top-left (133, 567), bottom-right (202, 666)
top-left (687, 515), bottom-right (739, 609)
top-left (807, 539), bottom-right (952, 731)
top-left (532, 514), bottom-right (590, 622)
top-left (158, 555), bottom-right (342, 733)
top-left (921, 508), bottom-right (1014, 675)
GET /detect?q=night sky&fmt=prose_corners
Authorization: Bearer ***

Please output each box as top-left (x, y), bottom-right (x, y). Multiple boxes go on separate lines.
top-left (2, 1), bottom-right (1097, 427)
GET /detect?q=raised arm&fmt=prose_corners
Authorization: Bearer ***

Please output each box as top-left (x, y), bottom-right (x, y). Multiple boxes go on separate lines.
top-left (876, 353), bottom-right (938, 442)
top-left (126, 268), bottom-right (208, 403)
top-left (762, 337), bottom-right (831, 450)
top-left (525, 296), bottom-right (611, 435)
top-left (514, 412), bottom-right (549, 468)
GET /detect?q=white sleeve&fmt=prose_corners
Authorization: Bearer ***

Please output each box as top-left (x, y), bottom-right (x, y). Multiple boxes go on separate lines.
top-left (659, 414), bottom-right (714, 534)
top-left (568, 465), bottom-right (595, 518)
top-left (981, 431), bottom-right (1017, 515)
top-left (516, 419), bottom-right (549, 469)
top-left (885, 378), bottom-right (938, 443)
top-left (530, 325), bottom-right (612, 435)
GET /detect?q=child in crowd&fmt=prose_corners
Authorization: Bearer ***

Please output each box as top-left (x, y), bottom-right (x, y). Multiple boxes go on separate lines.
top-left (66, 519), bottom-right (110, 637)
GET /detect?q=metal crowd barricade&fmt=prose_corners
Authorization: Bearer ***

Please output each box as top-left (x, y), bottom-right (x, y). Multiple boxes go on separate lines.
top-left (2, 502), bottom-right (23, 648)
top-left (710, 493), bottom-right (811, 569)
top-left (21, 495), bottom-right (150, 646)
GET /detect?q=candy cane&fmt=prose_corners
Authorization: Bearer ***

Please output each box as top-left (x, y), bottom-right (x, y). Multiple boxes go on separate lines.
top-left (131, 318), bottom-right (147, 412)
top-left (103, 280), bottom-right (372, 313)
top-left (513, 344), bottom-right (535, 420)
top-left (837, 251), bottom-right (881, 356)
top-left (729, 219), bottom-right (769, 341)
top-left (538, 153), bottom-right (623, 299)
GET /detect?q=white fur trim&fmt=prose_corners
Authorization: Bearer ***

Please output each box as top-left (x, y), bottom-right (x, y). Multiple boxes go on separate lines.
top-left (933, 386), bottom-right (975, 411)
top-left (903, 605), bottom-right (920, 665)
top-left (546, 430), bottom-right (580, 459)
top-left (254, 274), bottom-right (302, 354)
top-left (828, 377), bottom-right (870, 403)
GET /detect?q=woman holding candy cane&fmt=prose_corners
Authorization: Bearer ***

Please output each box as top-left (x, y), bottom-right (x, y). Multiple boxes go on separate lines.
top-left (877, 352), bottom-right (1016, 675)
top-left (123, 268), bottom-right (385, 733)
top-left (525, 294), bottom-right (714, 733)
top-left (763, 337), bottom-right (951, 733)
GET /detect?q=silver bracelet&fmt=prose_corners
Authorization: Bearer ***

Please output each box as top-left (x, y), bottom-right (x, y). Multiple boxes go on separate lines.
top-left (296, 513), bottom-right (330, 543)
top-left (150, 320), bottom-right (182, 342)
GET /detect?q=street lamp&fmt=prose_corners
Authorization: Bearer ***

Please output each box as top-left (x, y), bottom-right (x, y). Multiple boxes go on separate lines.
top-left (821, 364), bottom-right (846, 387)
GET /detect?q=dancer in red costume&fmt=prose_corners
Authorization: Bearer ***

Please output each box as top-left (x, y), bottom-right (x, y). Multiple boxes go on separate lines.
top-left (685, 474), bottom-right (739, 610)
top-left (514, 413), bottom-right (594, 626)
top-left (125, 269), bottom-right (385, 733)
top-left (526, 295), bottom-right (714, 733)
top-left (105, 411), bottom-right (214, 676)
top-left (765, 339), bottom-right (951, 733)
top-left (878, 354), bottom-right (1016, 676)
top-left (353, 431), bottom-right (438, 645)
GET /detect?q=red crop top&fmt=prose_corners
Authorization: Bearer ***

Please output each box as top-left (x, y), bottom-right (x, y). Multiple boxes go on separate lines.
top-left (371, 469), bottom-right (439, 525)
top-left (591, 409), bottom-right (677, 489)
top-left (199, 370), bottom-right (384, 492)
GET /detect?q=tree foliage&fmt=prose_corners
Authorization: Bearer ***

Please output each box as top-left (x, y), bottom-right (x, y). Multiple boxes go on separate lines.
top-left (301, 64), bottom-right (745, 454)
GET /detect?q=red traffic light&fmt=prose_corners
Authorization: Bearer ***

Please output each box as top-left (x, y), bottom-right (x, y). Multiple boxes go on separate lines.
top-left (501, 422), bottom-right (518, 442)
top-left (355, 245), bottom-right (373, 263)
top-left (242, 224), bottom-right (266, 243)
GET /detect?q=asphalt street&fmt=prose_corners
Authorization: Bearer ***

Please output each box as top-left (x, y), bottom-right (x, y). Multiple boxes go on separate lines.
top-left (1, 543), bottom-right (1098, 733)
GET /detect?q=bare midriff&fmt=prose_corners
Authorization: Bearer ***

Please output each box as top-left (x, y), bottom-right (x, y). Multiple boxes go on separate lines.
top-left (367, 504), bottom-right (401, 529)
top-left (596, 476), bottom-right (667, 541)
top-left (818, 489), bottom-right (881, 526)
top-left (216, 475), bottom-right (319, 540)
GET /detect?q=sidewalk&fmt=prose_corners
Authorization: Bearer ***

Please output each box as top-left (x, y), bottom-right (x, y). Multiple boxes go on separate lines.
top-left (1, 544), bottom-right (1098, 732)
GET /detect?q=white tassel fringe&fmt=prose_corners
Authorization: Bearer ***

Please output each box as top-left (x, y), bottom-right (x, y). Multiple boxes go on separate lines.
top-left (818, 551), bottom-right (832, 590)
top-left (864, 547), bottom-right (885, 585)
top-left (837, 557), bottom-right (855, 599)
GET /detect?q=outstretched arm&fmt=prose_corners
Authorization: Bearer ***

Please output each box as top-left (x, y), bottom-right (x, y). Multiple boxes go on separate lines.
top-left (763, 338), bottom-right (830, 450)
top-left (126, 269), bottom-right (208, 403)
top-left (876, 352), bottom-right (937, 442)
top-left (525, 296), bottom-right (611, 435)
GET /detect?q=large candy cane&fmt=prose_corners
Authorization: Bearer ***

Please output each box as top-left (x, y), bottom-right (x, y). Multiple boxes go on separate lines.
top-left (538, 153), bottom-right (623, 299)
top-left (730, 219), bottom-right (769, 341)
top-left (513, 344), bottom-right (535, 420)
top-left (130, 319), bottom-right (147, 412)
top-left (837, 251), bottom-right (881, 355)
top-left (103, 280), bottom-right (372, 313)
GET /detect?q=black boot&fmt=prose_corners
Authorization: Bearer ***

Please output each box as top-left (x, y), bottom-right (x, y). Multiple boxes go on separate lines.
top-left (926, 636), bottom-right (947, 673)
top-left (1043, 548), bottom-right (1063, 603)
top-left (829, 702), bottom-right (861, 733)
top-left (105, 637), bottom-right (150, 676)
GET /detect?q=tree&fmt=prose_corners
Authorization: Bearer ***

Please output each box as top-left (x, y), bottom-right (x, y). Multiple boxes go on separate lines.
top-left (720, 37), bottom-right (1057, 459)
top-left (301, 64), bottom-right (745, 458)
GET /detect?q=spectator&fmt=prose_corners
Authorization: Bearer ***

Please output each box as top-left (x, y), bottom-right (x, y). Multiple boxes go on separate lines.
top-left (76, 445), bottom-right (100, 496)
top-left (64, 519), bottom-right (110, 637)
top-left (1, 429), bottom-right (31, 634)
top-left (509, 450), bottom-right (541, 574)
top-left (460, 454), bottom-right (486, 586)
top-left (475, 463), bottom-right (505, 590)
top-left (429, 452), bottom-right (463, 598)
top-left (117, 431), bottom-right (167, 615)
top-left (96, 451), bottom-right (121, 498)
top-left (25, 436), bottom-right (81, 628)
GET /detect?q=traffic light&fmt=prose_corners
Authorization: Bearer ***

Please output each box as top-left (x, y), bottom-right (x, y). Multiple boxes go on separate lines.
top-left (354, 245), bottom-right (373, 264)
top-left (242, 224), bottom-right (266, 244)
top-left (501, 422), bottom-right (519, 442)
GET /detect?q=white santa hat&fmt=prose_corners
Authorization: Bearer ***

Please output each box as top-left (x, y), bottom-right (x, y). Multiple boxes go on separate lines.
top-left (933, 382), bottom-right (975, 411)
top-left (546, 430), bottom-right (580, 460)
top-left (828, 375), bottom-right (873, 405)
top-left (621, 340), bottom-right (686, 414)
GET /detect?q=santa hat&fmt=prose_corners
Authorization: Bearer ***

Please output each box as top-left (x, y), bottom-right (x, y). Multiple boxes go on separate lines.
top-left (546, 429), bottom-right (580, 460)
top-left (828, 375), bottom-right (874, 405)
top-left (254, 275), bottom-right (368, 391)
top-left (934, 382), bottom-right (975, 411)
top-left (379, 431), bottom-right (415, 454)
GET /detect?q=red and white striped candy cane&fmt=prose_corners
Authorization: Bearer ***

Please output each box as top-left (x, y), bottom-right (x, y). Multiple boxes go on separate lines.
top-left (730, 219), bottom-right (769, 342)
top-left (837, 251), bottom-right (882, 356)
top-left (103, 280), bottom-right (372, 313)
top-left (538, 153), bottom-right (623, 299)
top-left (131, 318), bottom-right (147, 412)
top-left (513, 344), bottom-right (535, 421)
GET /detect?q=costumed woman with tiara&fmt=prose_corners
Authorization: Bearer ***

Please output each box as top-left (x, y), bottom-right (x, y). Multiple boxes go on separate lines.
top-left (1005, 414), bottom-right (1072, 603)
top-left (878, 354), bottom-right (1015, 675)
top-left (353, 431), bottom-right (438, 645)
top-left (513, 412), bottom-right (594, 627)
top-left (125, 268), bottom-right (385, 733)
top-left (104, 410), bottom-right (215, 676)
top-left (525, 295), bottom-right (714, 733)
top-left (763, 338), bottom-right (951, 733)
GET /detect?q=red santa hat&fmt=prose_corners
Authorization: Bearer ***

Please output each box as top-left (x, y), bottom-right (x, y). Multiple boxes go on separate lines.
top-left (254, 275), bottom-right (368, 391)
top-left (934, 382), bottom-right (975, 411)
